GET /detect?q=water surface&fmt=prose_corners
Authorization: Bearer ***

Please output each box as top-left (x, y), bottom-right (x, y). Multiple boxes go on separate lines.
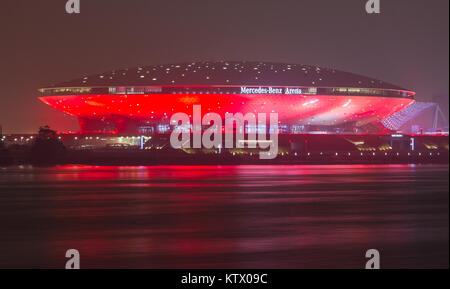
top-left (0, 164), bottom-right (448, 268)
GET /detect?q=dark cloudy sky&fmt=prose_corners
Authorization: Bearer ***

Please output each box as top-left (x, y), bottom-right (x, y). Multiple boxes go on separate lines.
top-left (0, 0), bottom-right (448, 133)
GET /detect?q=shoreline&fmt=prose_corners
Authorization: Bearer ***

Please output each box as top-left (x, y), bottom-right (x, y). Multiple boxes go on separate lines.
top-left (1, 150), bottom-right (448, 167)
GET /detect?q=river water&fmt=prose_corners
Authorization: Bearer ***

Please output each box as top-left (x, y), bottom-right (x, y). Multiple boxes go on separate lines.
top-left (0, 164), bottom-right (448, 268)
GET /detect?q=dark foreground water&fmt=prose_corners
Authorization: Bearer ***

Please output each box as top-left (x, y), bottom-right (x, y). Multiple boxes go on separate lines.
top-left (0, 164), bottom-right (448, 269)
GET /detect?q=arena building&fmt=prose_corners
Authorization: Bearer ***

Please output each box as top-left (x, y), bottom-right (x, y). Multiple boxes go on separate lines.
top-left (38, 61), bottom-right (415, 135)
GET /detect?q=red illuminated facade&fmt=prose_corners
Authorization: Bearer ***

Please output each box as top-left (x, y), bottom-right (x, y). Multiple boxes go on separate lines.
top-left (38, 61), bottom-right (415, 134)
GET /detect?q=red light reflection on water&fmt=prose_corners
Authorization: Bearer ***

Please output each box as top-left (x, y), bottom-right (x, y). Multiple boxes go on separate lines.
top-left (0, 164), bottom-right (447, 268)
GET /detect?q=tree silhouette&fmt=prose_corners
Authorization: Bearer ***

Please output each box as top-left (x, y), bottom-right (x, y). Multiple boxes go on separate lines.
top-left (0, 139), bottom-right (12, 166)
top-left (29, 126), bottom-right (66, 165)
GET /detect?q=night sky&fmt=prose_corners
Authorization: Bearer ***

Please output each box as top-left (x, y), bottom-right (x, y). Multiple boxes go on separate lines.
top-left (0, 0), bottom-right (448, 133)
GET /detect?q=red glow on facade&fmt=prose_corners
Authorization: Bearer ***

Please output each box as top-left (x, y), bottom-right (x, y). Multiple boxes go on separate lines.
top-left (39, 90), bottom-right (414, 134)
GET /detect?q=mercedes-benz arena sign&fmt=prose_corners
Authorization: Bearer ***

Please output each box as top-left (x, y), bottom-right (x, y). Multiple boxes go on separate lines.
top-left (38, 61), bottom-right (415, 134)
